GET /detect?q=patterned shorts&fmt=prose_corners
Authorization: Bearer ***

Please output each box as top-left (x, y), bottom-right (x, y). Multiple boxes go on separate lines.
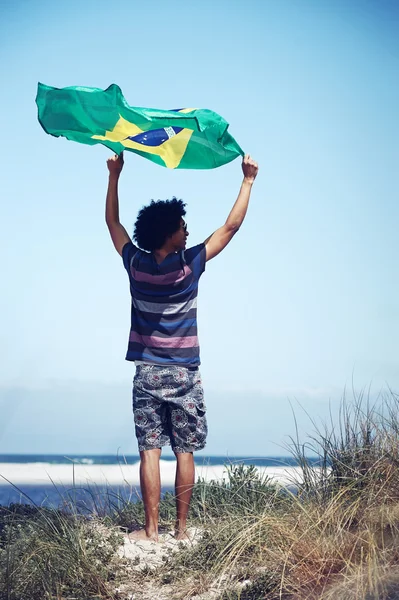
top-left (132, 364), bottom-right (208, 453)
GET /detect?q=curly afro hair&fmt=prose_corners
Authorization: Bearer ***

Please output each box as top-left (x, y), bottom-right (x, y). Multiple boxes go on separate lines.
top-left (133, 198), bottom-right (187, 252)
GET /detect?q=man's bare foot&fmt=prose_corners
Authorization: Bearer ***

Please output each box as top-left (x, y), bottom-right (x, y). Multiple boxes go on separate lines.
top-left (174, 529), bottom-right (190, 541)
top-left (126, 529), bottom-right (158, 542)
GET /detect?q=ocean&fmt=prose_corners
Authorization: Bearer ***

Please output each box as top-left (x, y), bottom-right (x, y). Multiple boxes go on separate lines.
top-left (0, 454), bottom-right (318, 512)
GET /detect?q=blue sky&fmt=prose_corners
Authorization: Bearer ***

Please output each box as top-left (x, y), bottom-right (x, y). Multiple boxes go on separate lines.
top-left (0, 0), bottom-right (398, 456)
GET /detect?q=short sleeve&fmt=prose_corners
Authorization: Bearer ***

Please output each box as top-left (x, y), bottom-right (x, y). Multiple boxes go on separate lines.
top-left (122, 241), bottom-right (138, 272)
top-left (184, 243), bottom-right (206, 279)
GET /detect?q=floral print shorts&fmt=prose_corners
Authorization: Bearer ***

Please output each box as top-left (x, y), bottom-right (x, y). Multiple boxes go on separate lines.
top-left (132, 364), bottom-right (207, 453)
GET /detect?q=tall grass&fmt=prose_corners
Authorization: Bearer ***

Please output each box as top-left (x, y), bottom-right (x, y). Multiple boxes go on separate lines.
top-left (290, 387), bottom-right (399, 502)
top-left (0, 503), bottom-right (123, 600)
top-left (155, 387), bottom-right (399, 599)
top-left (2, 387), bottom-right (399, 599)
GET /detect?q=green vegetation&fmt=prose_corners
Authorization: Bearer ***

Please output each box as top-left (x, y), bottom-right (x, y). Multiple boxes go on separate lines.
top-left (0, 503), bottom-right (123, 599)
top-left (2, 388), bottom-right (399, 599)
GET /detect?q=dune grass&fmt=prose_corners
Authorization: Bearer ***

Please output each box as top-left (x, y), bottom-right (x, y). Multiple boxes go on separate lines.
top-left (2, 387), bottom-right (399, 599)
top-left (0, 502), bottom-right (124, 600)
top-left (153, 387), bottom-right (399, 599)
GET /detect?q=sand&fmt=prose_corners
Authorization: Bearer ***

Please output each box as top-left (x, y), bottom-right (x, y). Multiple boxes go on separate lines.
top-left (117, 526), bottom-right (202, 569)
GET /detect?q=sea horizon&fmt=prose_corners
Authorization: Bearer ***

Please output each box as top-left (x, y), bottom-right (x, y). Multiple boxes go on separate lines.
top-left (0, 453), bottom-right (319, 510)
top-left (0, 453), bottom-right (318, 466)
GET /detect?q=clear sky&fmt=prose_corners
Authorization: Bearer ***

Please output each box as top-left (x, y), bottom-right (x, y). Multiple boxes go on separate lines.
top-left (0, 0), bottom-right (398, 456)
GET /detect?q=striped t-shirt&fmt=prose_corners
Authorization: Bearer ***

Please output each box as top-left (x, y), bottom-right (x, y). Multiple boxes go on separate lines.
top-left (122, 241), bottom-right (206, 366)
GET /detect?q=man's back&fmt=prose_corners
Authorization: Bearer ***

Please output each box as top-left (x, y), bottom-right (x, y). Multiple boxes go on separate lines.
top-left (122, 242), bottom-right (206, 366)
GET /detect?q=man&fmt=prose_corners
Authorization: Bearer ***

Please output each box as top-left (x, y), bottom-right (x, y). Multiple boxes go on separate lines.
top-left (106, 152), bottom-right (258, 540)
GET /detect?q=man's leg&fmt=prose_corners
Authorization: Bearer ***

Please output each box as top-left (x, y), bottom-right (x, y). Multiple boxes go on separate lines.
top-left (129, 448), bottom-right (161, 541)
top-left (174, 451), bottom-right (195, 540)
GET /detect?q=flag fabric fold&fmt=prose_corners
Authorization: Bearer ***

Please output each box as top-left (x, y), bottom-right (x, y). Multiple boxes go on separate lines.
top-left (36, 83), bottom-right (244, 169)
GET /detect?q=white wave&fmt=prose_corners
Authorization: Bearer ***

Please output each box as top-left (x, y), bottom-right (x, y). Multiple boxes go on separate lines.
top-left (0, 460), bottom-right (308, 487)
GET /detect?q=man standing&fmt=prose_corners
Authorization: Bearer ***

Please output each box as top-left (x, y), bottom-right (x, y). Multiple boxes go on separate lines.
top-left (106, 153), bottom-right (258, 540)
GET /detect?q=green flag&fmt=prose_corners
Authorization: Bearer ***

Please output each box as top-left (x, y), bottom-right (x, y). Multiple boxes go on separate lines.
top-left (36, 83), bottom-right (244, 169)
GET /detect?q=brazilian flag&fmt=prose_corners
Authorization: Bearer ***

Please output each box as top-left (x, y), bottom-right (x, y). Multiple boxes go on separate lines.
top-left (36, 83), bottom-right (244, 169)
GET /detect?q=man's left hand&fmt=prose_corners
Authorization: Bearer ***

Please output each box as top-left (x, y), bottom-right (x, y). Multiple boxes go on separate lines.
top-left (107, 152), bottom-right (124, 179)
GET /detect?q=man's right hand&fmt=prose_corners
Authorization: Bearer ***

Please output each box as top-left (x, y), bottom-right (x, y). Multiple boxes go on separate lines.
top-left (107, 152), bottom-right (124, 179)
top-left (241, 154), bottom-right (258, 184)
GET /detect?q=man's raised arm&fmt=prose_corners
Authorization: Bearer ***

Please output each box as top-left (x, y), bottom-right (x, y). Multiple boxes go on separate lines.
top-left (105, 152), bottom-right (132, 256)
top-left (204, 154), bottom-right (258, 261)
